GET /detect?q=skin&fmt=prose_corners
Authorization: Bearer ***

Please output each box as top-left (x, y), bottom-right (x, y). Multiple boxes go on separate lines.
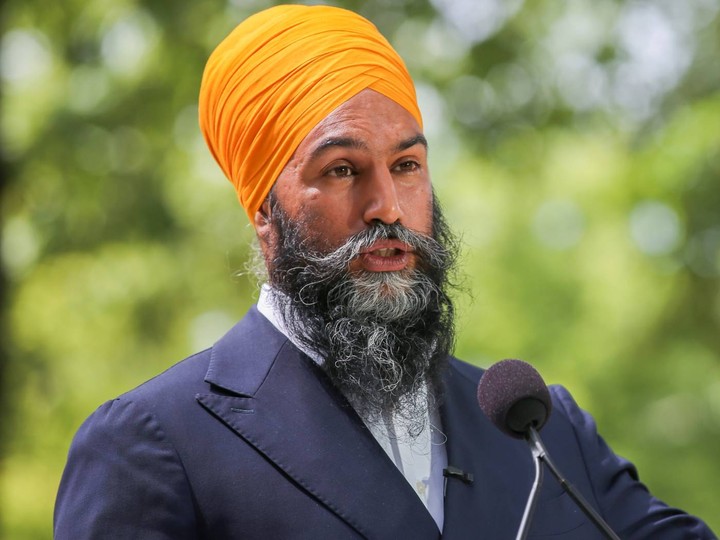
top-left (255, 88), bottom-right (434, 274)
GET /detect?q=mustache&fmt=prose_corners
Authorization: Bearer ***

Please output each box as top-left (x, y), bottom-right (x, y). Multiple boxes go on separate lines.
top-left (300, 221), bottom-right (451, 275)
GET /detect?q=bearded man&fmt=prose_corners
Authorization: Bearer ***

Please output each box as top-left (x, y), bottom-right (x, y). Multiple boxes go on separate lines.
top-left (54, 5), bottom-right (714, 539)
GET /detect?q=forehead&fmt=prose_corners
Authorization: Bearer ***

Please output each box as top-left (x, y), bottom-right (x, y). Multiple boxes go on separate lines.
top-left (294, 89), bottom-right (424, 157)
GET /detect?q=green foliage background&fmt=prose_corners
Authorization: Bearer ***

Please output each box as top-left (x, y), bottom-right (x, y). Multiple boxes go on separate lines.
top-left (1, 0), bottom-right (719, 537)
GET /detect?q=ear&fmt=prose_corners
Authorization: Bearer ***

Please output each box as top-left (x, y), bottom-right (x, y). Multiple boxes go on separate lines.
top-left (254, 199), bottom-right (273, 251)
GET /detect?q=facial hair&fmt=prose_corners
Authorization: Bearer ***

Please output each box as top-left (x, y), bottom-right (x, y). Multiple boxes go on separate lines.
top-left (264, 194), bottom-right (459, 437)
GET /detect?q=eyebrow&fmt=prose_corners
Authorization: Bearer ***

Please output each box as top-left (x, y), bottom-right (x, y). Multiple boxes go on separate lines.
top-left (309, 137), bottom-right (368, 162)
top-left (309, 134), bottom-right (428, 162)
top-left (394, 134), bottom-right (428, 153)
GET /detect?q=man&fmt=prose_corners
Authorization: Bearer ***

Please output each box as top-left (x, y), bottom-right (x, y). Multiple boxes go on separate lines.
top-left (54, 5), bottom-right (714, 539)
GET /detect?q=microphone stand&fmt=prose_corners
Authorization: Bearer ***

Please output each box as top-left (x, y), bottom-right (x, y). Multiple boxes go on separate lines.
top-left (516, 426), bottom-right (621, 540)
top-left (516, 434), bottom-right (544, 540)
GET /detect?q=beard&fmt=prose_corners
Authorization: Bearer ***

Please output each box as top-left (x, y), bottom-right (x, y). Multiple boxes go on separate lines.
top-left (263, 194), bottom-right (459, 437)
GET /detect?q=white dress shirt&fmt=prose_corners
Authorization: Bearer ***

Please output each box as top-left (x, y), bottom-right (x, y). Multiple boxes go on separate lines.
top-left (256, 285), bottom-right (447, 531)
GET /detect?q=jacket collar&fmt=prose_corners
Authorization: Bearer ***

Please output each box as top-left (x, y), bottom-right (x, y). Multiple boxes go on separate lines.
top-left (203, 306), bottom-right (287, 396)
top-left (199, 307), bottom-right (441, 539)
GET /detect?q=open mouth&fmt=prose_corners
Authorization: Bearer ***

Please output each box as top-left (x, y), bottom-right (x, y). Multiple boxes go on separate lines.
top-left (372, 247), bottom-right (404, 257)
top-left (358, 240), bottom-right (413, 271)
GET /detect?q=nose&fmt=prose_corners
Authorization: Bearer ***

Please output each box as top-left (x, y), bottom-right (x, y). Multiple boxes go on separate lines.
top-left (361, 167), bottom-right (403, 225)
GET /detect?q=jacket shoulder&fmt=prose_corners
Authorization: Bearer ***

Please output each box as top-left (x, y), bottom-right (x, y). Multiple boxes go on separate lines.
top-left (119, 305), bottom-right (284, 404)
top-left (447, 357), bottom-right (485, 384)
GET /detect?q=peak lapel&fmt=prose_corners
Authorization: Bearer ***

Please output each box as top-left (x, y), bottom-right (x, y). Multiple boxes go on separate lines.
top-left (198, 309), bottom-right (440, 540)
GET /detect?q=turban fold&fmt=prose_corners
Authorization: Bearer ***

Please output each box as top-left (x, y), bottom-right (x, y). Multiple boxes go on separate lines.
top-left (198, 4), bottom-right (422, 222)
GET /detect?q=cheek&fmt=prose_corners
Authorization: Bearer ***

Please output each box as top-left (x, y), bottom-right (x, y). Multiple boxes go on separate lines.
top-left (302, 196), bottom-right (358, 240)
top-left (403, 188), bottom-right (434, 235)
top-left (297, 204), bottom-right (353, 251)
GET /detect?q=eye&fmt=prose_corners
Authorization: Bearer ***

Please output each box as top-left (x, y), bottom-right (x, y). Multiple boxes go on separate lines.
top-left (393, 160), bottom-right (421, 174)
top-left (325, 164), bottom-right (356, 178)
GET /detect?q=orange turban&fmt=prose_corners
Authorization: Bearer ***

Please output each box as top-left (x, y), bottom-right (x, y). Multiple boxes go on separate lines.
top-left (198, 4), bottom-right (422, 222)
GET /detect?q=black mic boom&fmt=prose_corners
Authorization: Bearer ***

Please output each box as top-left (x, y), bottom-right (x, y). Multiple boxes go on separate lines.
top-left (477, 359), bottom-right (621, 540)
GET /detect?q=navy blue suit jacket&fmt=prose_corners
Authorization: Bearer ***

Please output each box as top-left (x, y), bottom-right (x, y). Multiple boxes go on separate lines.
top-left (55, 307), bottom-right (714, 539)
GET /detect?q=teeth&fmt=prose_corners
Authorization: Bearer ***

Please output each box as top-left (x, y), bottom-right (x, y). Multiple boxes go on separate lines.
top-left (374, 248), bottom-right (396, 257)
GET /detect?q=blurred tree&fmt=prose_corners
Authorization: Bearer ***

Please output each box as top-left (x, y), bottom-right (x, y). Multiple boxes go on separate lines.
top-left (1, 0), bottom-right (719, 537)
top-left (0, 113), bottom-right (11, 534)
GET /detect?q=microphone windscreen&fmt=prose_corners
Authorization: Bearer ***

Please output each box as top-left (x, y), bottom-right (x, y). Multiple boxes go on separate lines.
top-left (477, 359), bottom-right (552, 439)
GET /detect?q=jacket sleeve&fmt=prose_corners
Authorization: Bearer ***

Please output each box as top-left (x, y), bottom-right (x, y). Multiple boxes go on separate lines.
top-left (54, 398), bottom-right (199, 539)
top-left (551, 385), bottom-right (716, 540)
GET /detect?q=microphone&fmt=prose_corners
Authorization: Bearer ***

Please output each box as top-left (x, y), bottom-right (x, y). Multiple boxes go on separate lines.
top-left (476, 358), bottom-right (552, 438)
top-left (477, 359), bottom-right (620, 540)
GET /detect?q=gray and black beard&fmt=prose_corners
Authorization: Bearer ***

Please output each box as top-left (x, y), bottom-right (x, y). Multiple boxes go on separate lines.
top-left (265, 194), bottom-right (459, 437)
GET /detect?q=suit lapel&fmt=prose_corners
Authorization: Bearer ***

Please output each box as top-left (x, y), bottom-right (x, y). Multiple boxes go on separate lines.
top-left (196, 308), bottom-right (440, 540)
top-left (440, 360), bottom-right (534, 539)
